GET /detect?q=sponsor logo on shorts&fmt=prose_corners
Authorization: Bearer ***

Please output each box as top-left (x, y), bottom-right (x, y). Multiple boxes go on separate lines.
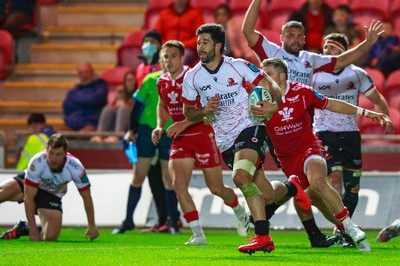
top-left (251, 137), bottom-right (258, 143)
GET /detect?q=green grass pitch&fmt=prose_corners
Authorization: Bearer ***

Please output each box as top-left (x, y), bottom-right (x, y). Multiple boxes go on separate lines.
top-left (0, 227), bottom-right (399, 265)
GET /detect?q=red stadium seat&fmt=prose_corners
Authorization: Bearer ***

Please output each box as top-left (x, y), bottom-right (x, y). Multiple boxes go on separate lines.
top-left (324, 0), bottom-right (350, 9)
top-left (36, 0), bottom-right (59, 4)
top-left (392, 0), bottom-right (400, 36)
top-left (359, 107), bottom-right (400, 135)
top-left (388, 94), bottom-right (400, 110)
top-left (267, 0), bottom-right (306, 32)
top-left (364, 68), bottom-right (385, 93)
top-left (229, 0), bottom-right (268, 28)
top-left (143, 0), bottom-right (173, 29)
top-left (116, 29), bottom-right (148, 71)
top-left (351, 0), bottom-right (390, 27)
top-left (384, 69), bottom-right (400, 100)
top-left (191, 0), bottom-right (227, 23)
top-left (258, 28), bottom-right (281, 46)
top-left (358, 94), bottom-right (374, 110)
top-left (0, 29), bottom-right (14, 80)
top-left (100, 66), bottom-right (132, 105)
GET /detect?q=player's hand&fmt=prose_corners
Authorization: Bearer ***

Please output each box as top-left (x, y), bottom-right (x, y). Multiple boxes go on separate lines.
top-left (151, 127), bottom-right (163, 145)
top-left (381, 115), bottom-right (394, 134)
top-left (86, 226), bottom-right (99, 241)
top-left (205, 94), bottom-right (220, 112)
top-left (364, 20), bottom-right (384, 45)
top-left (166, 121), bottom-right (189, 138)
top-left (250, 100), bottom-right (278, 119)
top-left (29, 228), bottom-right (42, 241)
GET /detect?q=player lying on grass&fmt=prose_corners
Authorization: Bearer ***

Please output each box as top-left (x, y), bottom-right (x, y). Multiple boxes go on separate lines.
top-left (0, 133), bottom-right (99, 241)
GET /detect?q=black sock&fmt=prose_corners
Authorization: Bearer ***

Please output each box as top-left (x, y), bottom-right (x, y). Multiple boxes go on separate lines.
top-left (302, 218), bottom-right (323, 238)
top-left (254, 220), bottom-right (269, 235)
top-left (125, 185), bottom-right (141, 223)
top-left (284, 180), bottom-right (297, 197)
top-left (265, 203), bottom-right (280, 220)
top-left (165, 189), bottom-right (179, 228)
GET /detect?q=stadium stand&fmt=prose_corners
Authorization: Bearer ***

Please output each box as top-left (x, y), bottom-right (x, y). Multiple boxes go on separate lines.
top-left (392, 0), bottom-right (400, 36)
top-left (365, 67), bottom-right (385, 93)
top-left (324, 0), bottom-right (350, 9)
top-left (143, 0), bottom-right (173, 29)
top-left (266, 0), bottom-right (306, 32)
top-left (191, 0), bottom-right (227, 23)
top-left (384, 69), bottom-right (400, 101)
top-left (229, 0), bottom-right (267, 29)
top-left (0, 30), bottom-right (14, 79)
top-left (99, 66), bottom-right (131, 105)
top-left (351, 0), bottom-right (391, 27)
top-left (116, 29), bottom-right (147, 71)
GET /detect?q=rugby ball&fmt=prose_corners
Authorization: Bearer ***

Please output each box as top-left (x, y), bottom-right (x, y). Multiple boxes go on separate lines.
top-left (248, 86), bottom-right (273, 122)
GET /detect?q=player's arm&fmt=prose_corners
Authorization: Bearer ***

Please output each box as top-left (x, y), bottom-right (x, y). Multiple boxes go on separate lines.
top-left (258, 75), bottom-right (282, 105)
top-left (184, 94), bottom-right (219, 123)
top-left (326, 98), bottom-right (387, 122)
top-left (366, 89), bottom-right (394, 134)
top-left (152, 96), bottom-right (170, 144)
top-left (241, 0), bottom-right (262, 47)
top-left (334, 20), bottom-right (383, 72)
top-left (79, 188), bottom-right (99, 241)
top-left (24, 184), bottom-right (41, 241)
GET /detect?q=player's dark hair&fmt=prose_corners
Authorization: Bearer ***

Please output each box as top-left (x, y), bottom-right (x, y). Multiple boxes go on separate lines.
top-left (196, 23), bottom-right (225, 54)
top-left (282, 21), bottom-right (305, 34)
top-left (162, 40), bottom-right (185, 56)
top-left (47, 133), bottom-right (69, 151)
top-left (324, 33), bottom-right (349, 51)
top-left (261, 57), bottom-right (288, 77)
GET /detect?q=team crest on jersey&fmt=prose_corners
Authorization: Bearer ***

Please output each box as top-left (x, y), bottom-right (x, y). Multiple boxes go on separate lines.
top-left (227, 78), bottom-right (238, 87)
top-left (245, 62), bottom-right (260, 73)
top-left (168, 91), bottom-right (179, 104)
top-left (346, 82), bottom-right (355, 90)
top-left (304, 61), bottom-right (311, 68)
top-left (278, 107), bottom-right (294, 121)
top-left (287, 95), bottom-right (300, 103)
top-left (30, 163), bottom-right (36, 172)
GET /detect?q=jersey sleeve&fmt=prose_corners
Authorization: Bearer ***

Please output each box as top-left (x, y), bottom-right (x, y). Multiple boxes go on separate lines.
top-left (68, 157), bottom-right (91, 192)
top-left (24, 152), bottom-right (45, 188)
top-left (357, 68), bottom-right (375, 95)
top-left (182, 71), bottom-right (199, 106)
top-left (251, 34), bottom-right (280, 62)
top-left (309, 86), bottom-right (329, 109)
top-left (234, 59), bottom-right (266, 86)
top-left (312, 53), bottom-right (336, 74)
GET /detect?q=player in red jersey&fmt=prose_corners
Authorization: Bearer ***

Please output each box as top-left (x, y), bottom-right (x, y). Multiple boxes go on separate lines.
top-left (252, 57), bottom-right (389, 252)
top-left (152, 40), bottom-right (250, 245)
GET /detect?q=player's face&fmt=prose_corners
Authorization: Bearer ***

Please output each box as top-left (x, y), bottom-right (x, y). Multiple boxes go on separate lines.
top-left (281, 27), bottom-right (305, 55)
top-left (323, 43), bottom-right (342, 56)
top-left (163, 46), bottom-right (184, 76)
top-left (197, 33), bottom-right (217, 64)
top-left (262, 65), bottom-right (281, 85)
top-left (46, 146), bottom-right (67, 172)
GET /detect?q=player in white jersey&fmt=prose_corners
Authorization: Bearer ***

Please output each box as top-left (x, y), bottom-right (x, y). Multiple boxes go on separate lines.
top-left (242, 0), bottom-right (384, 247)
top-left (312, 33), bottom-right (393, 247)
top-left (254, 57), bottom-right (389, 252)
top-left (182, 23), bottom-right (284, 255)
top-left (22, 133), bottom-right (99, 241)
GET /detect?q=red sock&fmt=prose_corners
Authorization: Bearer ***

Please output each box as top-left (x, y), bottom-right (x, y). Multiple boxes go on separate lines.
top-left (183, 210), bottom-right (199, 223)
top-left (336, 224), bottom-right (345, 231)
top-left (334, 207), bottom-right (349, 223)
top-left (224, 194), bottom-right (239, 208)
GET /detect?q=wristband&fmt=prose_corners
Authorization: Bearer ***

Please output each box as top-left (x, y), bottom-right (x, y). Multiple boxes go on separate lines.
top-left (356, 107), bottom-right (368, 117)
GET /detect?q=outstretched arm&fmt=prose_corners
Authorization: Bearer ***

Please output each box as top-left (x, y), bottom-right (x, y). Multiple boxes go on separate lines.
top-left (326, 98), bottom-right (387, 122)
top-left (242, 0), bottom-right (263, 47)
top-left (80, 188), bottom-right (99, 241)
top-left (334, 20), bottom-right (384, 72)
top-left (367, 89), bottom-right (394, 134)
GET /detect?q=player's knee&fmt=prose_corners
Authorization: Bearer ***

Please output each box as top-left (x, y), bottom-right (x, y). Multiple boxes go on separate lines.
top-left (232, 159), bottom-right (256, 187)
top-left (343, 169), bottom-right (361, 194)
top-left (208, 186), bottom-right (224, 197)
top-left (42, 232), bottom-right (59, 241)
top-left (239, 183), bottom-right (261, 198)
top-left (309, 177), bottom-right (326, 194)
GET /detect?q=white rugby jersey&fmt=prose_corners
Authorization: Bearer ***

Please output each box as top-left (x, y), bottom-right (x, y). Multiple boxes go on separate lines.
top-left (251, 35), bottom-right (336, 85)
top-left (311, 64), bottom-right (375, 132)
top-left (25, 150), bottom-right (90, 198)
top-left (182, 56), bottom-right (265, 152)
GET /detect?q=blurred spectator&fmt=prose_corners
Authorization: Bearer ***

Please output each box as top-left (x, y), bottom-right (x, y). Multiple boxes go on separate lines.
top-left (62, 63), bottom-right (108, 131)
top-left (288, 0), bottom-right (333, 53)
top-left (16, 113), bottom-right (56, 170)
top-left (91, 70), bottom-right (137, 143)
top-left (0, 0), bottom-right (35, 39)
top-left (324, 5), bottom-right (363, 49)
top-left (368, 20), bottom-right (400, 77)
top-left (136, 30), bottom-right (162, 88)
top-left (214, 4), bottom-right (233, 57)
top-left (155, 0), bottom-right (204, 66)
